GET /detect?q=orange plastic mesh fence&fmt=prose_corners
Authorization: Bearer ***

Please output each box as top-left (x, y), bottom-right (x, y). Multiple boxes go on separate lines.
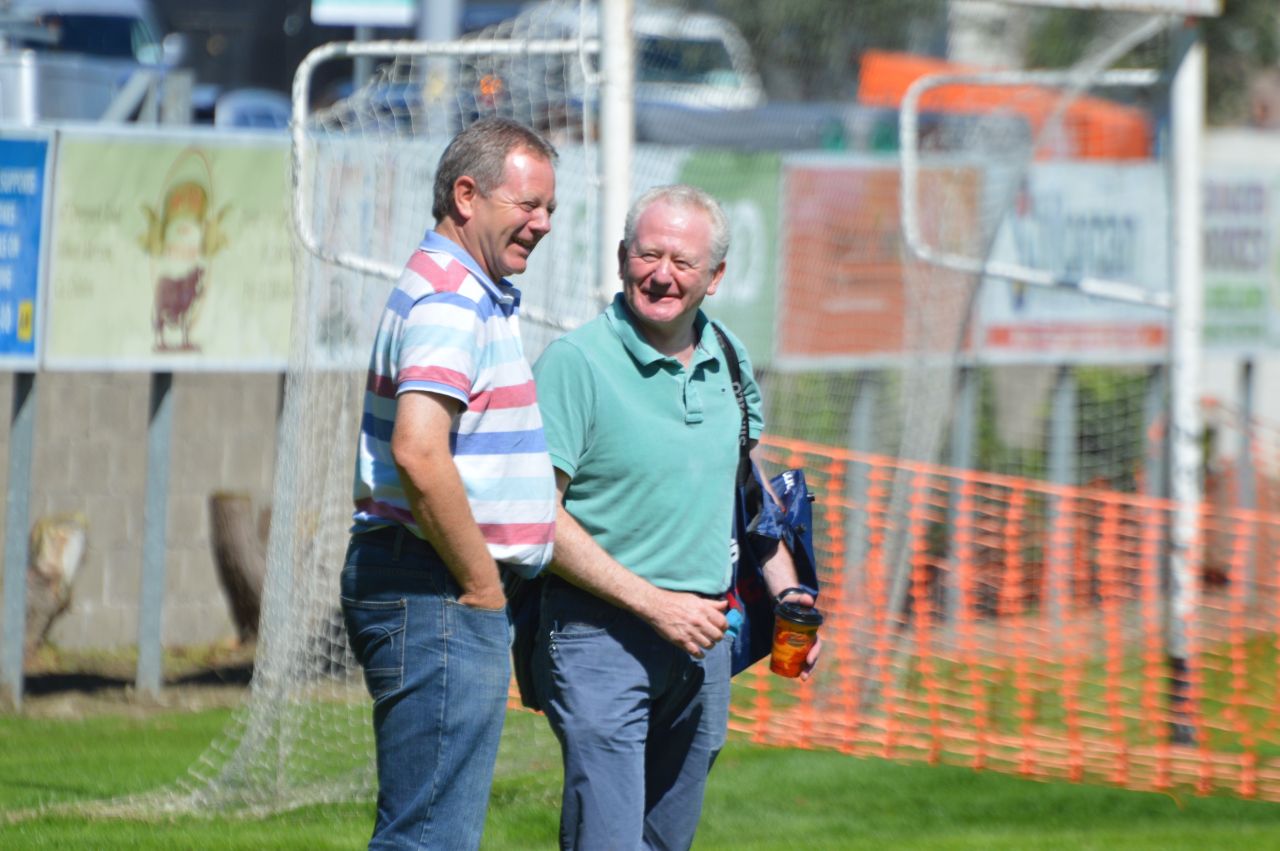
top-left (712, 433), bottom-right (1280, 801)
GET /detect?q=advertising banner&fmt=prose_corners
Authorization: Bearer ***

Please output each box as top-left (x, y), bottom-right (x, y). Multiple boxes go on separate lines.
top-left (679, 151), bottom-right (782, 363)
top-left (0, 136), bottom-right (50, 369)
top-left (1202, 132), bottom-right (1280, 354)
top-left (775, 157), bottom-right (980, 369)
top-left (1201, 169), bottom-right (1279, 353)
top-left (975, 162), bottom-right (1170, 364)
top-left (312, 0), bottom-right (415, 26)
top-left (45, 131), bottom-right (294, 370)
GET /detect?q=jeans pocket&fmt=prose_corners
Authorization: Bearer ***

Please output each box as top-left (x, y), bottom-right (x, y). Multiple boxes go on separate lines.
top-left (341, 596), bottom-right (407, 704)
top-left (445, 599), bottom-right (512, 653)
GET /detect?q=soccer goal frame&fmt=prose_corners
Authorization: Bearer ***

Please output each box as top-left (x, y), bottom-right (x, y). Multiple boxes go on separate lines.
top-left (896, 6), bottom-right (1211, 741)
top-left (289, 36), bottom-right (597, 282)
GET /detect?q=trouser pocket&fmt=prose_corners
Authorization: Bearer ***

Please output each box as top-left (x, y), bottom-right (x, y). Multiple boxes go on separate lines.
top-left (340, 596), bottom-right (407, 704)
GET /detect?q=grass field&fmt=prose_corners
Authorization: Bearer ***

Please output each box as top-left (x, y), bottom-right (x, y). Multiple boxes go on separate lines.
top-left (5, 705), bottom-right (1280, 849)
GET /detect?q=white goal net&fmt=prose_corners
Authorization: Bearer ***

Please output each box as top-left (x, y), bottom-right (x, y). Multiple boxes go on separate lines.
top-left (72, 0), bottom-right (1280, 820)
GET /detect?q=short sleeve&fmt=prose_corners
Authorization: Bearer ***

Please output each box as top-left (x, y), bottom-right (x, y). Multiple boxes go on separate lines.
top-left (396, 292), bottom-right (485, 407)
top-left (532, 338), bottom-right (597, 478)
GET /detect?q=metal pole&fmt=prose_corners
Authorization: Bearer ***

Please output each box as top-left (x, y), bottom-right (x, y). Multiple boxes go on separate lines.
top-left (599, 0), bottom-right (634, 306)
top-left (417, 0), bottom-right (460, 130)
top-left (945, 366), bottom-right (978, 625)
top-left (1166, 23), bottom-right (1205, 746)
top-left (353, 26), bottom-right (374, 87)
top-left (1046, 365), bottom-right (1077, 638)
top-left (135, 372), bottom-right (174, 696)
top-left (1143, 365), bottom-right (1167, 501)
top-left (1237, 358), bottom-right (1256, 595)
top-left (417, 0), bottom-right (460, 40)
top-left (846, 371), bottom-right (880, 604)
top-left (846, 371), bottom-right (880, 675)
top-left (1047, 366), bottom-right (1079, 488)
top-left (1, 372), bottom-right (36, 709)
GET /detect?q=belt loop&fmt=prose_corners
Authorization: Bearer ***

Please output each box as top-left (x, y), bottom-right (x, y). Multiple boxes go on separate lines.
top-left (393, 525), bottom-right (405, 561)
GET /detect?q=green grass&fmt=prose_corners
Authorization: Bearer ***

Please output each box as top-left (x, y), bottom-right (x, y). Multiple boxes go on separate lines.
top-left (4, 707), bottom-right (1280, 849)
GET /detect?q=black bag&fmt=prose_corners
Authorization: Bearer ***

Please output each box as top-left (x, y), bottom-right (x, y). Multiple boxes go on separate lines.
top-left (505, 571), bottom-right (544, 711)
top-left (711, 323), bottom-right (820, 676)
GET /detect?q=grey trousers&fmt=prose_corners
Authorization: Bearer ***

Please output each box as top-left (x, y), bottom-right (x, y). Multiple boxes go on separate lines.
top-left (533, 578), bottom-right (732, 851)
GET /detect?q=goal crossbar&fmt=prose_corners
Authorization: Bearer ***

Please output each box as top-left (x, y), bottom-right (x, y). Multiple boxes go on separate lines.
top-left (289, 37), bottom-right (599, 282)
top-left (899, 67), bottom-right (1169, 310)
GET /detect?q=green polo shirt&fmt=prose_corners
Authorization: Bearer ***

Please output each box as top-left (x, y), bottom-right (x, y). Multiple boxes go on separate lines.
top-left (533, 294), bottom-right (763, 594)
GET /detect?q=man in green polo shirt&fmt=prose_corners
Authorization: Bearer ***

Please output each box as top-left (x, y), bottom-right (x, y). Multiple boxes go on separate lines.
top-left (531, 184), bottom-right (819, 850)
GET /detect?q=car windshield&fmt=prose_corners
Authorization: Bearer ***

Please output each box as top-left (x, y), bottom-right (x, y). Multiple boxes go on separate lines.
top-left (637, 36), bottom-right (739, 87)
top-left (18, 14), bottom-right (159, 62)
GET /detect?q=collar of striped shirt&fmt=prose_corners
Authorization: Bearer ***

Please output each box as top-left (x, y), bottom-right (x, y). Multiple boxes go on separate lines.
top-left (418, 229), bottom-right (522, 308)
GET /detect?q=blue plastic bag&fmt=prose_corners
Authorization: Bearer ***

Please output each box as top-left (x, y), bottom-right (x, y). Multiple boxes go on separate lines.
top-left (727, 465), bottom-right (820, 676)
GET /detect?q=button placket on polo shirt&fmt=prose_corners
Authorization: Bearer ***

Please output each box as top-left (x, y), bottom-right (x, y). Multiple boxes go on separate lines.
top-left (682, 368), bottom-right (704, 424)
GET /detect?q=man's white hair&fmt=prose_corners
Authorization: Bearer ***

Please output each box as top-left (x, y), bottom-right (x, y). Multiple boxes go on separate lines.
top-left (622, 184), bottom-right (730, 267)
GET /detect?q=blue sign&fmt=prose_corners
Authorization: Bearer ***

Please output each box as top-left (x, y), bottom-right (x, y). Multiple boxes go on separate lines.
top-left (0, 138), bottom-right (47, 365)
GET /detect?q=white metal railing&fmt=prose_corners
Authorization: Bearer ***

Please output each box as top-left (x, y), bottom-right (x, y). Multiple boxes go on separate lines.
top-left (289, 38), bottom-right (598, 283)
top-left (898, 65), bottom-right (1166, 309)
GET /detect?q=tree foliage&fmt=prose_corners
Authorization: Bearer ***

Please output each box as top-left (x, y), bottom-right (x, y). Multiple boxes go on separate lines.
top-left (1023, 1), bottom-right (1278, 126)
top-left (700, 0), bottom-right (1275, 124)
top-left (705, 0), bottom-right (948, 100)
top-left (1200, 0), bottom-right (1280, 125)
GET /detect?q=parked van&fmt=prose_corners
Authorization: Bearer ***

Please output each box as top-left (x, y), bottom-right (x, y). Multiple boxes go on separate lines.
top-left (0, 0), bottom-right (187, 124)
top-left (628, 3), bottom-right (764, 110)
top-left (463, 0), bottom-right (764, 130)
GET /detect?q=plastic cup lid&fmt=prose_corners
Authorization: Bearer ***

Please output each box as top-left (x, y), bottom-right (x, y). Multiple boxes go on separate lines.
top-left (775, 601), bottom-right (823, 626)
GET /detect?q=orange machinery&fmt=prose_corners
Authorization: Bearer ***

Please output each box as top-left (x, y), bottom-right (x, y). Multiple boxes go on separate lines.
top-left (857, 49), bottom-right (1154, 160)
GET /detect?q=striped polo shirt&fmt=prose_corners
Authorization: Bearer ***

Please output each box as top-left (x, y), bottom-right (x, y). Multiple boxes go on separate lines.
top-left (351, 230), bottom-right (557, 577)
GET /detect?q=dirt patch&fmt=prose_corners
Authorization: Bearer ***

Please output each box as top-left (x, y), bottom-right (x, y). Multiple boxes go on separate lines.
top-left (12, 642), bottom-right (255, 719)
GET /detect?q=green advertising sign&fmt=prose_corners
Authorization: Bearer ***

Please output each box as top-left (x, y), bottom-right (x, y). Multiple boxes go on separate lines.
top-left (678, 151), bottom-right (782, 365)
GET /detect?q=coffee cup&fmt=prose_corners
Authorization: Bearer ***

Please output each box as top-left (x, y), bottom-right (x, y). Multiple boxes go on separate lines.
top-left (770, 601), bottom-right (822, 678)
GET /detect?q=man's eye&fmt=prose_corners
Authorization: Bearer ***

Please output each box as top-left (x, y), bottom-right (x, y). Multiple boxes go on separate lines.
top-left (674, 260), bottom-right (693, 271)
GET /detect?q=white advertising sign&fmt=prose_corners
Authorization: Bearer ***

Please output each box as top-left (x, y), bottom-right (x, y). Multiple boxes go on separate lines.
top-left (1202, 131), bottom-right (1280, 354)
top-left (976, 162), bottom-right (1170, 364)
top-left (312, 0), bottom-right (416, 27)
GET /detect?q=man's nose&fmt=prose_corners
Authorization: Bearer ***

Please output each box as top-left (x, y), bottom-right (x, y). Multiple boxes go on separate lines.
top-left (653, 256), bottom-right (675, 281)
top-left (530, 207), bottom-right (552, 234)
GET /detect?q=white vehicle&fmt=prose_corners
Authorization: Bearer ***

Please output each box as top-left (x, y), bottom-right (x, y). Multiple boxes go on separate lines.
top-left (213, 87), bottom-right (291, 130)
top-left (627, 3), bottom-right (764, 110)
top-left (484, 1), bottom-right (765, 112)
top-left (0, 0), bottom-right (187, 124)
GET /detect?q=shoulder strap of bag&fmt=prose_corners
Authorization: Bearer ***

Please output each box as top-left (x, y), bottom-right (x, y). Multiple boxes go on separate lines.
top-left (709, 321), bottom-right (752, 487)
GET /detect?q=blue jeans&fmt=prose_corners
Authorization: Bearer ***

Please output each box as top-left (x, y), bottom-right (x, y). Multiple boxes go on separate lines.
top-left (341, 526), bottom-right (512, 851)
top-left (533, 577), bottom-right (732, 851)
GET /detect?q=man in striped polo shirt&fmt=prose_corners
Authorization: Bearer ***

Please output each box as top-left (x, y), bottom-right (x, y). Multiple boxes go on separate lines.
top-left (341, 118), bottom-right (558, 850)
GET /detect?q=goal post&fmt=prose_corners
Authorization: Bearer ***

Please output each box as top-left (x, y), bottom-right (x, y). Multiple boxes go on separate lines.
top-left (895, 6), bottom-right (1212, 743)
top-left (289, 36), bottom-right (599, 282)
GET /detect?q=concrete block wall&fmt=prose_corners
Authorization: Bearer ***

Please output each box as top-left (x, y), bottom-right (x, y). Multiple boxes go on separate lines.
top-left (0, 371), bottom-right (281, 651)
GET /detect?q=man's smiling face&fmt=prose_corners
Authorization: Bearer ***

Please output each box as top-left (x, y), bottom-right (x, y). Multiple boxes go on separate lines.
top-left (469, 146), bottom-right (556, 282)
top-left (619, 198), bottom-right (724, 338)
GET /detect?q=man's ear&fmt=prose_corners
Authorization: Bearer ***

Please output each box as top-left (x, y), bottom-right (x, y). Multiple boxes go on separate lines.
top-left (617, 240), bottom-right (627, 280)
top-left (706, 260), bottom-right (726, 297)
top-left (452, 176), bottom-right (479, 223)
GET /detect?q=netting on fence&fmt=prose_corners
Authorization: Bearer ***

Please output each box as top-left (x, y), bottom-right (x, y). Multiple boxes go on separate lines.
top-left (68, 0), bottom-right (1280, 820)
top-left (742, 433), bottom-right (1280, 799)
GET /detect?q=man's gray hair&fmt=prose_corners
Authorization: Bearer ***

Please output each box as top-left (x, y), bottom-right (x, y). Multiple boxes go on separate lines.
top-left (622, 184), bottom-right (731, 267)
top-left (432, 117), bottom-right (558, 222)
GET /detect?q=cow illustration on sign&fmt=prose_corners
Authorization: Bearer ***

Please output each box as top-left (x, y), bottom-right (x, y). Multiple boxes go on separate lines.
top-left (139, 148), bottom-right (228, 351)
